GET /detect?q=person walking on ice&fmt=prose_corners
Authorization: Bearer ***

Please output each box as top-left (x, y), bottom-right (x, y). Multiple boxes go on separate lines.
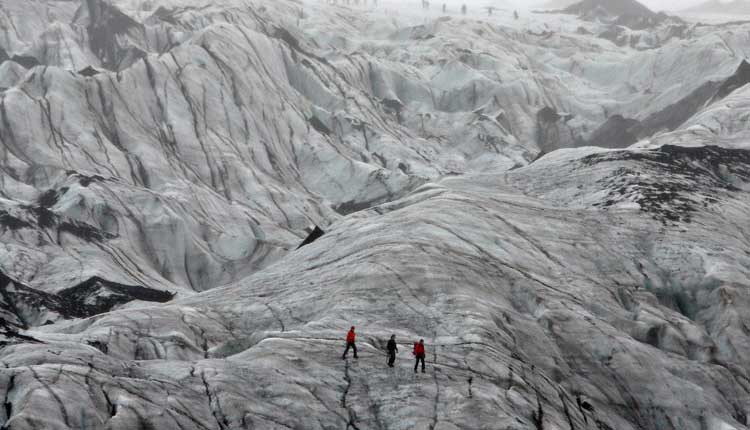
top-left (342, 326), bottom-right (358, 359)
top-left (387, 335), bottom-right (398, 367)
top-left (413, 339), bottom-right (426, 373)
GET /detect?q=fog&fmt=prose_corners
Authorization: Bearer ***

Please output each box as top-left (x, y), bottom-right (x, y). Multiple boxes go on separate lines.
top-left (423, 0), bottom-right (710, 12)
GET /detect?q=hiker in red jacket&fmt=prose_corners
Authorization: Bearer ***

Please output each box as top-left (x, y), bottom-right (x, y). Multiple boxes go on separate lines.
top-left (413, 339), bottom-right (426, 373)
top-left (342, 326), bottom-right (358, 359)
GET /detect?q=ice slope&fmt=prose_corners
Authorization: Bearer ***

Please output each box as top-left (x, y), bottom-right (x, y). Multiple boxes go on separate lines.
top-left (638, 81), bottom-right (750, 150)
top-left (3, 143), bottom-right (750, 430)
top-left (0, 0), bottom-right (441, 304)
top-left (0, 0), bottom-right (747, 323)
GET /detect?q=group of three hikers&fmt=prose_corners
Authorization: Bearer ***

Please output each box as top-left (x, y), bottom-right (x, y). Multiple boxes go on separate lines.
top-left (342, 326), bottom-right (427, 373)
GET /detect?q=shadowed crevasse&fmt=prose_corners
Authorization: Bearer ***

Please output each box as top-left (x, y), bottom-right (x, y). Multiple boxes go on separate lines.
top-left (297, 226), bottom-right (326, 249)
top-left (82, 0), bottom-right (145, 70)
top-left (587, 59), bottom-right (750, 149)
top-left (5, 55), bottom-right (40, 69)
top-left (714, 59), bottom-right (750, 100)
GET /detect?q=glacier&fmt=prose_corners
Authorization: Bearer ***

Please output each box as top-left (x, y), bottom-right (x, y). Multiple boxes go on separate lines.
top-left (0, 0), bottom-right (750, 428)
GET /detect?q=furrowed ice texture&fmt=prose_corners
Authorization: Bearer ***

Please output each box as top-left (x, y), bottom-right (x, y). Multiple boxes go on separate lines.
top-left (0, 0), bottom-right (749, 429)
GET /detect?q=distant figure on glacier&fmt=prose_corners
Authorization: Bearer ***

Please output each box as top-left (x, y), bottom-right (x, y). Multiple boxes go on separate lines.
top-left (387, 335), bottom-right (398, 367)
top-left (442, 3), bottom-right (446, 13)
top-left (514, 10), bottom-right (519, 20)
top-left (413, 339), bottom-right (426, 373)
top-left (461, 4), bottom-right (467, 15)
top-left (342, 326), bottom-right (358, 359)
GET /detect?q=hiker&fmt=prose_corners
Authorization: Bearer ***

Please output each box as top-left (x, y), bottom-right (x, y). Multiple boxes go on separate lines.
top-left (461, 4), bottom-right (467, 14)
top-left (413, 339), bottom-right (426, 373)
top-left (442, 3), bottom-right (446, 13)
top-left (342, 326), bottom-right (358, 359)
top-left (387, 335), bottom-right (398, 367)
top-left (514, 10), bottom-right (519, 20)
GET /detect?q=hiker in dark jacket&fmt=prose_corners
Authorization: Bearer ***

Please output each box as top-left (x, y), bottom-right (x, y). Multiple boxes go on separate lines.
top-left (413, 339), bottom-right (426, 373)
top-left (342, 326), bottom-right (358, 359)
top-left (387, 335), bottom-right (398, 367)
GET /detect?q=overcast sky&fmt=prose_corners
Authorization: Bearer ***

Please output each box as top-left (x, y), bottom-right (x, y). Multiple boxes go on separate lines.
top-left (455, 0), bottom-right (716, 12)
top-left (611, 0), bottom-right (706, 10)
